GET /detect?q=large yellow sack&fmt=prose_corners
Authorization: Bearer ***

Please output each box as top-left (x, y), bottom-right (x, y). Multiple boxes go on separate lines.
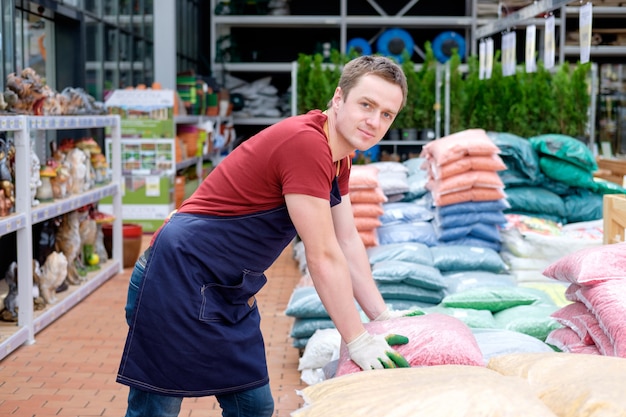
top-left (487, 352), bottom-right (626, 417)
top-left (292, 365), bottom-right (557, 417)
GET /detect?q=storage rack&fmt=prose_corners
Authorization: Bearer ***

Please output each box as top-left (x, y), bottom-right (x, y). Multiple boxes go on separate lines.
top-left (174, 114), bottom-right (234, 174)
top-left (0, 115), bottom-right (123, 361)
top-left (209, 0), bottom-right (476, 126)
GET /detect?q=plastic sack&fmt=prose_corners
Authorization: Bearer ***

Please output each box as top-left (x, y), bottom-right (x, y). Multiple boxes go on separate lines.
top-left (335, 314), bottom-right (484, 377)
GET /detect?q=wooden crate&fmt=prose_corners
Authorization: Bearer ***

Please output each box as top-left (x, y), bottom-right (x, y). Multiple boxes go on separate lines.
top-left (603, 194), bottom-right (626, 244)
top-left (596, 157), bottom-right (626, 186)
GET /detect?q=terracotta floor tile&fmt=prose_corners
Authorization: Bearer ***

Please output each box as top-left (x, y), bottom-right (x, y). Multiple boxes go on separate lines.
top-left (0, 234), bottom-right (307, 416)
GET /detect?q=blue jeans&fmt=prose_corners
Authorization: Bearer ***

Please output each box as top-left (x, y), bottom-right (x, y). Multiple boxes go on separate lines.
top-left (125, 248), bottom-right (150, 326)
top-left (125, 385), bottom-right (274, 417)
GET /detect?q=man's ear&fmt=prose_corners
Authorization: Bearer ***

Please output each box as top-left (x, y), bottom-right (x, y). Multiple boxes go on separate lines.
top-left (333, 87), bottom-right (343, 109)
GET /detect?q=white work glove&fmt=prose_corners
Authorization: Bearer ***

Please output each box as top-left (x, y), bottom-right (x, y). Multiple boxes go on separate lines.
top-left (373, 307), bottom-right (423, 321)
top-left (346, 331), bottom-right (410, 370)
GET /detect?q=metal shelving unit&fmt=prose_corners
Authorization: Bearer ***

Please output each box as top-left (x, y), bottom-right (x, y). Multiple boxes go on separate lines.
top-left (0, 115), bottom-right (123, 361)
top-left (174, 114), bottom-right (234, 174)
top-left (210, 0), bottom-right (476, 127)
top-left (562, 5), bottom-right (626, 59)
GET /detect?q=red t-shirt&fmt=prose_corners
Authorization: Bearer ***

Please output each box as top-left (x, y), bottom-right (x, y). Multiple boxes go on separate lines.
top-left (179, 110), bottom-right (350, 216)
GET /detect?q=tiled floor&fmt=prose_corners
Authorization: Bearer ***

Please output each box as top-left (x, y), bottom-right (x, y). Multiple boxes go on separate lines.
top-left (0, 234), bottom-right (307, 417)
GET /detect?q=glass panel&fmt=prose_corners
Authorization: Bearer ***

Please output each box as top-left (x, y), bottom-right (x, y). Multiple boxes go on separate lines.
top-left (14, 9), bottom-right (24, 72)
top-left (132, 69), bottom-right (144, 86)
top-left (119, 0), bottom-right (133, 16)
top-left (119, 67), bottom-right (131, 89)
top-left (144, 41), bottom-right (153, 83)
top-left (104, 25), bottom-right (118, 62)
top-left (86, 68), bottom-right (102, 98)
top-left (83, 0), bottom-right (101, 16)
top-left (119, 31), bottom-right (130, 66)
top-left (0, 0), bottom-right (13, 89)
top-left (85, 17), bottom-right (100, 62)
top-left (144, 12), bottom-right (153, 41)
top-left (133, 36), bottom-right (144, 66)
top-left (103, 0), bottom-right (118, 18)
top-left (104, 68), bottom-right (117, 98)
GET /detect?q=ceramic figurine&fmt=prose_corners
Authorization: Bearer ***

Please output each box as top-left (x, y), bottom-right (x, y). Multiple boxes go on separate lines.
top-left (0, 137), bottom-right (14, 208)
top-left (30, 140), bottom-right (42, 206)
top-left (54, 210), bottom-right (83, 285)
top-left (39, 251), bottom-right (68, 304)
top-left (68, 148), bottom-right (88, 195)
top-left (36, 166), bottom-right (56, 202)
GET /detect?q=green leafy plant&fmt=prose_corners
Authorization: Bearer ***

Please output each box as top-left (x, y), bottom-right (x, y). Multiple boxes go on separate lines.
top-left (297, 50), bottom-right (345, 114)
top-left (414, 42), bottom-right (437, 130)
top-left (392, 51), bottom-right (420, 130)
top-left (447, 49), bottom-right (464, 133)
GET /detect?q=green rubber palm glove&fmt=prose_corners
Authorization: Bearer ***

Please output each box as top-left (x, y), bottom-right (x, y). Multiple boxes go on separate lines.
top-left (347, 331), bottom-right (410, 370)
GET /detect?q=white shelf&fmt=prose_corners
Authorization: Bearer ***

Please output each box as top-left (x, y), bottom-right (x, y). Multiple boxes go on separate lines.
top-left (344, 15), bottom-right (474, 28)
top-left (232, 116), bottom-right (285, 125)
top-left (215, 62), bottom-right (294, 73)
top-left (0, 213), bottom-right (27, 237)
top-left (212, 15), bottom-right (343, 27)
top-left (563, 46), bottom-right (626, 57)
top-left (176, 156), bottom-right (202, 171)
top-left (174, 115), bottom-right (232, 125)
top-left (565, 6), bottom-right (626, 17)
top-left (31, 183), bottom-right (119, 224)
top-left (174, 115), bottom-right (233, 174)
top-left (213, 14), bottom-right (473, 28)
top-left (0, 114), bottom-right (123, 361)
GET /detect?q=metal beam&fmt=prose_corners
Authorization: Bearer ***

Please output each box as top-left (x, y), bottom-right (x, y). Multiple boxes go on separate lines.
top-left (475, 0), bottom-right (572, 39)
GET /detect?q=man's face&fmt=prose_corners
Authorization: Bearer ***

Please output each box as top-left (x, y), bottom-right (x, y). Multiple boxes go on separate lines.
top-left (333, 74), bottom-right (404, 152)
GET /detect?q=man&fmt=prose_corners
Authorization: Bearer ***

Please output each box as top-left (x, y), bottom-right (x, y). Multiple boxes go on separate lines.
top-left (118, 54), bottom-right (410, 417)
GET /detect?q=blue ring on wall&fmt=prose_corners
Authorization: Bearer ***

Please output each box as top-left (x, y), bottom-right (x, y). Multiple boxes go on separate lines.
top-left (376, 28), bottom-right (414, 63)
top-left (346, 38), bottom-right (372, 56)
top-left (432, 31), bottom-right (466, 63)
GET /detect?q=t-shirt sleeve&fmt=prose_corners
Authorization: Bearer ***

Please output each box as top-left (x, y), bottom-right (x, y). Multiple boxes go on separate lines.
top-left (277, 133), bottom-right (336, 200)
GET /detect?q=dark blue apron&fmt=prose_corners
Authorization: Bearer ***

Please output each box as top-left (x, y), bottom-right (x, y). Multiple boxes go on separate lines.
top-left (117, 179), bottom-right (342, 397)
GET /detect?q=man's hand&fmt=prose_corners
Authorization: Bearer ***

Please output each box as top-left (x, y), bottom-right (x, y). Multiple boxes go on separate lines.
top-left (346, 331), bottom-right (410, 370)
top-left (374, 307), bottom-right (424, 321)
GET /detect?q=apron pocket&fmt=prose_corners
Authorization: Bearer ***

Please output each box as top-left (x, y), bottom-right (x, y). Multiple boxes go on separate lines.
top-left (199, 270), bottom-right (267, 324)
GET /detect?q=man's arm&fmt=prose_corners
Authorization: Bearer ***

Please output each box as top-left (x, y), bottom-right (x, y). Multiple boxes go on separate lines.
top-left (330, 193), bottom-right (388, 321)
top-left (285, 193), bottom-right (367, 344)
top-left (286, 193), bottom-right (410, 370)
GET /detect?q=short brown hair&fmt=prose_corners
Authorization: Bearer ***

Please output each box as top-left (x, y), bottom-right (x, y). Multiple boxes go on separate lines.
top-left (330, 55), bottom-right (408, 109)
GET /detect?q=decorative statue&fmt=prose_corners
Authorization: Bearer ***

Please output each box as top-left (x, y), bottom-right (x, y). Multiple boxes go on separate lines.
top-left (30, 139), bottom-right (42, 206)
top-left (39, 251), bottom-right (68, 305)
top-left (0, 137), bottom-right (15, 209)
top-left (67, 147), bottom-right (88, 195)
top-left (54, 210), bottom-right (83, 285)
